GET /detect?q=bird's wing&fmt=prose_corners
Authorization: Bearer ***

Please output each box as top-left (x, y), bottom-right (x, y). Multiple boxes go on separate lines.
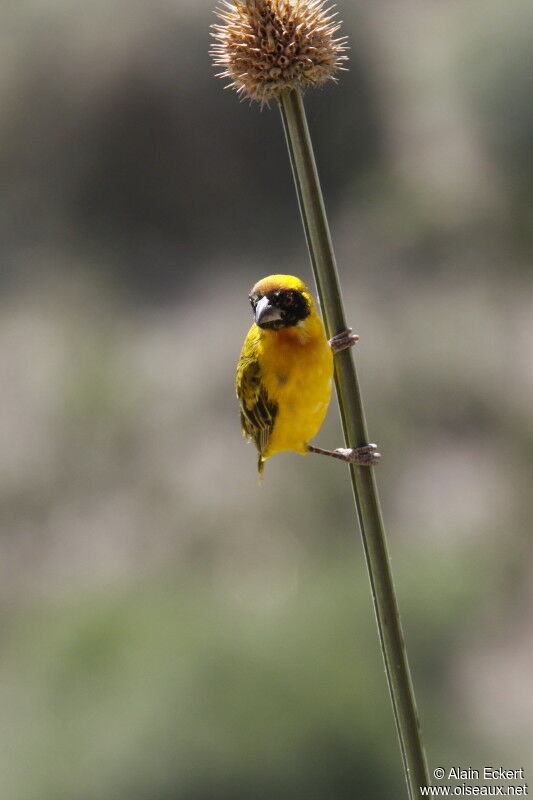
top-left (236, 351), bottom-right (277, 457)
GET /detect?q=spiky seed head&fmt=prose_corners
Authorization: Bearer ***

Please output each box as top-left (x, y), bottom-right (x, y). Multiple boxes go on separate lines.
top-left (210, 0), bottom-right (348, 104)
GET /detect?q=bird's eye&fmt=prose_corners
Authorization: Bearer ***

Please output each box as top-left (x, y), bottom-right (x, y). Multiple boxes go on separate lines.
top-left (282, 292), bottom-right (295, 307)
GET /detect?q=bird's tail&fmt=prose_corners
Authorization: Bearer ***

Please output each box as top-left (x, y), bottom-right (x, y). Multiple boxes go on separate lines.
top-left (257, 455), bottom-right (265, 483)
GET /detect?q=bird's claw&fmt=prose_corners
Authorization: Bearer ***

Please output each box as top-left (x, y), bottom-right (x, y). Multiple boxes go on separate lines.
top-left (334, 443), bottom-right (381, 465)
top-left (329, 328), bottom-right (360, 354)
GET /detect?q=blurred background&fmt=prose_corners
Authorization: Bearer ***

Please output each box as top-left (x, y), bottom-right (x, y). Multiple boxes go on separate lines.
top-left (1, 0), bottom-right (532, 797)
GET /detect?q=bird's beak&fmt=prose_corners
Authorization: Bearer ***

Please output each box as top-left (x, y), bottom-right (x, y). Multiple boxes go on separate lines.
top-left (255, 295), bottom-right (282, 327)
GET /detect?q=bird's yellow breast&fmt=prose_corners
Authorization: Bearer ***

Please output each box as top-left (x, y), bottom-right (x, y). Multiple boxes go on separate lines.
top-left (256, 316), bottom-right (333, 457)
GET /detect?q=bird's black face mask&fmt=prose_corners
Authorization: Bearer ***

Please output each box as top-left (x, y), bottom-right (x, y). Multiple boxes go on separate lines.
top-left (250, 289), bottom-right (310, 330)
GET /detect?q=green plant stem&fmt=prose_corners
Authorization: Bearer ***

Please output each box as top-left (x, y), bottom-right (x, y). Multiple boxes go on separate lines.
top-left (279, 87), bottom-right (430, 800)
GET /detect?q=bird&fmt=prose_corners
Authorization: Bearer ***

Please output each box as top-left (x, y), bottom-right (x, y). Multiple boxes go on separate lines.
top-left (236, 274), bottom-right (380, 477)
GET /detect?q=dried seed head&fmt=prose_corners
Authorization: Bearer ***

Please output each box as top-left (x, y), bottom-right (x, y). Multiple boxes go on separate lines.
top-left (211, 0), bottom-right (348, 104)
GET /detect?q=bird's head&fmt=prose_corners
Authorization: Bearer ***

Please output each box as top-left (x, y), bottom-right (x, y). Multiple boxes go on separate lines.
top-left (249, 275), bottom-right (315, 331)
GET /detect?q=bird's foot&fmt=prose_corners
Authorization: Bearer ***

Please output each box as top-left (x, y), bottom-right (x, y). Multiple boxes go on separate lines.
top-left (329, 328), bottom-right (360, 354)
top-left (307, 443), bottom-right (380, 465)
top-left (332, 444), bottom-right (380, 465)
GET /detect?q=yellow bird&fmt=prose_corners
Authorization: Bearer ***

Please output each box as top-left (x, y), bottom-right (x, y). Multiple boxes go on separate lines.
top-left (236, 274), bottom-right (380, 476)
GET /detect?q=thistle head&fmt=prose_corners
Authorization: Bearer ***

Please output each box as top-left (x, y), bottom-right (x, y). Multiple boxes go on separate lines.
top-left (211, 0), bottom-right (348, 104)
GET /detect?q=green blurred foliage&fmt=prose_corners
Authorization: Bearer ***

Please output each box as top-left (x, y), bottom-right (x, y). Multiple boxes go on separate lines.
top-left (1, 555), bottom-right (497, 800)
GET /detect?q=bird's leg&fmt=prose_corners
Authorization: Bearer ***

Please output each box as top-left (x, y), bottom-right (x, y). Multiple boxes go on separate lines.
top-left (329, 328), bottom-right (359, 354)
top-left (307, 443), bottom-right (380, 466)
